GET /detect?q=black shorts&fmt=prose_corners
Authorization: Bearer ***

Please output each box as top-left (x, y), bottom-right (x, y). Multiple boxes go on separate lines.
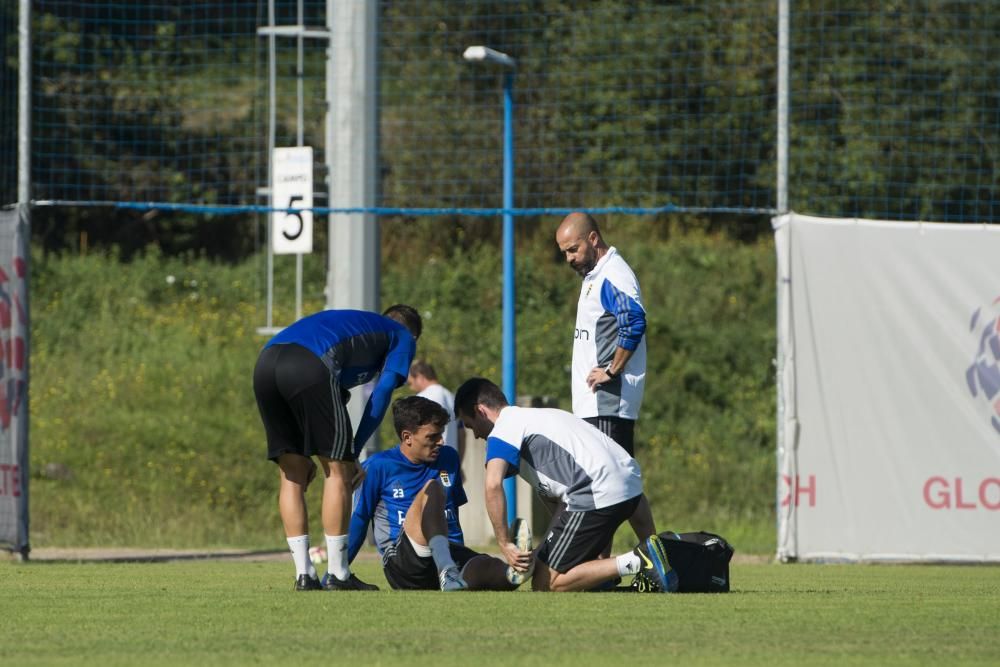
top-left (253, 343), bottom-right (354, 462)
top-left (535, 495), bottom-right (641, 574)
top-left (382, 533), bottom-right (482, 590)
top-left (584, 416), bottom-right (635, 456)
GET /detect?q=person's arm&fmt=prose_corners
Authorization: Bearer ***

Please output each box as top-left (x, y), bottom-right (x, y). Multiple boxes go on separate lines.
top-left (456, 422), bottom-right (466, 466)
top-left (352, 369), bottom-right (404, 456)
top-left (484, 439), bottom-right (532, 573)
top-left (484, 458), bottom-right (516, 562)
top-left (353, 330), bottom-right (415, 454)
top-left (448, 449), bottom-right (468, 536)
top-left (587, 280), bottom-right (647, 390)
top-left (347, 462), bottom-right (379, 563)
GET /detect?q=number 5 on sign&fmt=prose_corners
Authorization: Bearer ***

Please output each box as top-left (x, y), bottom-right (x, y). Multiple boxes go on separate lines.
top-left (271, 147), bottom-right (314, 255)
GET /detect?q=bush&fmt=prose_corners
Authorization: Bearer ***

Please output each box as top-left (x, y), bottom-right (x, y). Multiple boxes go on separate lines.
top-left (28, 225), bottom-right (777, 552)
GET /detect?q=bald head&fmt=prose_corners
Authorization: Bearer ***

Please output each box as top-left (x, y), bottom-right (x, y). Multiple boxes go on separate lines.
top-left (555, 212), bottom-right (601, 245)
top-left (555, 212), bottom-right (608, 277)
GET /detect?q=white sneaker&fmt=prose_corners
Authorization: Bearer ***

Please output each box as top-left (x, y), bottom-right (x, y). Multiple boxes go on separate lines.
top-left (439, 565), bottom-right (468, 592)
top-left (506, 518), bottom-right (535, 586)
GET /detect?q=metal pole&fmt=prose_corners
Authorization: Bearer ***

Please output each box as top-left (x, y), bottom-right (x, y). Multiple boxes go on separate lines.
top-left (265, 0), bottom-right (276, 329)
top-left (15, 0), bottom-right (32, 561)
top-left (776, 0), bottom-right (789, 214)
top-left (326, 0), bottom-right (379, 314)
top-left (17, 0), bottom-right (30, 206)
top-left (295, 0), bottom-right (304, 321)
top-left (501, 70), bottom-right (517, 524)
top-left (327, 0), bottom-right (380, 452)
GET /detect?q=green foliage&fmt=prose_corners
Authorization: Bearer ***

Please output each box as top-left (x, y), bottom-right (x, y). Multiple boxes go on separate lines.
top-left (29, 227), bottom-right (776, 550)
top-left (4, 559), bottom-right (1000, 666)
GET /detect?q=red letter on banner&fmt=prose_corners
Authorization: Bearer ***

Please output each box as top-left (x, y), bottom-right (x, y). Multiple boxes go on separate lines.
top-left (979, 478), bottom-right (1000, 510)
top-left (924, 477), bottom-right (949, 509)
top-left (955, 478), bottom-right (976, 509)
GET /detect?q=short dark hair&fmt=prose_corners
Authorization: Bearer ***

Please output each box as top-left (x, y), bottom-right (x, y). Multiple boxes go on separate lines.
top-left (408, 359), bottom-right (438, 381)
top-left (454, 377), bottom-right (509, 417)
top-left (383, 304), bottom-right (422, 340)
top-left (392, 395), bottom-right (449, 439)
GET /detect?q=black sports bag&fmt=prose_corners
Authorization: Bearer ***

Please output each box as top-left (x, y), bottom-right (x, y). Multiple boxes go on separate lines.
top-left (657, 531), bottom-right (734, 593)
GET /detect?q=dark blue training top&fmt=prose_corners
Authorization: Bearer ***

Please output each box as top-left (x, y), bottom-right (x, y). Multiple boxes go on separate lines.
top-left (265, 309), bottom-right (416, 455)
top-left (347, 445), bottom-right (466, 564)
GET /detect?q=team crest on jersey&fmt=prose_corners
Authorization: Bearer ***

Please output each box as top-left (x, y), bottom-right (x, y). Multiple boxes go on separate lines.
top-left (439, 471), bottom-right (452, 487)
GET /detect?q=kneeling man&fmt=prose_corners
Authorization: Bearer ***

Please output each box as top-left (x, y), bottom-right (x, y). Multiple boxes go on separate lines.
top-left (455, 377), bottom-right (677, 593)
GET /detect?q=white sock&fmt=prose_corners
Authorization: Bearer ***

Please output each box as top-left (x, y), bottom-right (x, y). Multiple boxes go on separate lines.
top-left (287, 535), bottom-right (311, 577)
top-left (326, 534), bottom-right (350, 581)
top-left (428, 535), bottom-right (456, 572)
top-left (616, 551), bottom-right (641, 577)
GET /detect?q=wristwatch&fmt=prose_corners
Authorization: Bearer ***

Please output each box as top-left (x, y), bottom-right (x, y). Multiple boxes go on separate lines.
top-left (604, 364), bottom-right (619, 379)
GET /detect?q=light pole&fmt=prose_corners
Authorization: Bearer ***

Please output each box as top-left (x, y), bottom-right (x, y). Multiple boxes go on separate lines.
top-left (463, 45), bottom-right (517, 525)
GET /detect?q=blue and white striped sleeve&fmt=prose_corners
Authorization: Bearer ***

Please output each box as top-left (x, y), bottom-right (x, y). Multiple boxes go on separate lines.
top-left (599, 279), bottom-right (646, 351)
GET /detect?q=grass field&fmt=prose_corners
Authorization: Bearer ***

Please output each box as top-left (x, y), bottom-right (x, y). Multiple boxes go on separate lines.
top-left (4, 558), bottom-right (1000, 666)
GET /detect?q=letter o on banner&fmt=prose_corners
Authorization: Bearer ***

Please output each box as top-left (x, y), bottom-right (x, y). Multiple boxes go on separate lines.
top-left (980, 478), bottom-right (1000, 510)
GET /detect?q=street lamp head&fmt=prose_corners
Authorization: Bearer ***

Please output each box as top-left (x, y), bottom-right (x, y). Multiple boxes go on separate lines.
top-left (462, 45), bottom-right (516, 69)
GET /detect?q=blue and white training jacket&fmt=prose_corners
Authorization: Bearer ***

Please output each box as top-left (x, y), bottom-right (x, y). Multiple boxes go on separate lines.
top-left (571, 246), bottom-right (647, 420)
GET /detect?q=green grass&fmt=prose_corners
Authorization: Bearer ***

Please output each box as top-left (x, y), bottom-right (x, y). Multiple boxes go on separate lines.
top-left (4, 560), bottom-right (1000, 666)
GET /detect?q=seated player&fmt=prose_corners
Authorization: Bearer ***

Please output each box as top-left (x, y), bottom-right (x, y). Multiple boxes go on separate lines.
top-left (347, 395), bottom-right (527, 591)
top-left (454, 377), bottom-right (678, 593)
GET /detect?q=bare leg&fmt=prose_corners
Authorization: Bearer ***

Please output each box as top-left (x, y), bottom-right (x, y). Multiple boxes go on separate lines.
top-left (462, 554), bottom-right (517, 591)
top-left (628, 494), bottom-right (656, 542)
top-left (318, 457), bottom-right (354, 535)
top-left (403, 479), bottom-right (447, 546)
top-left (277, 453), bottom-right (313, 536)
top-left (532, 559), bottom-right (621, 592)
top-left (598, 494), bottom-right (656, 559)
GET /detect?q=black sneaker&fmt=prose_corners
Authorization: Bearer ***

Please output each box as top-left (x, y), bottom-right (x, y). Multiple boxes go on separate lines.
top-left (631, 538), bottom-right (678, 593)
top-left (630, 569), bottom-right (661, 593)
top-left (321, 572), bottom-right (380, 591)
top-left (295, 574), bottom-right (322, 591)
top-left (644, 535), bottom-right (680, 593)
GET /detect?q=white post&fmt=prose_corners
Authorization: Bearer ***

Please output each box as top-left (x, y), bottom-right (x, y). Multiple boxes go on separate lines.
top-left (776, 0), bottom-right (789, 214)
top-left (327, 0), bottom-right (380, 446)
top-left (326, 0), bottom-right (379, 312)
top-left (18, 0), bottom-right (31, 207)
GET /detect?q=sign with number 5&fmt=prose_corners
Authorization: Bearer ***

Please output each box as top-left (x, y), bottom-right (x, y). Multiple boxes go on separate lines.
top-left (271, 147), bottom-right (314, 255)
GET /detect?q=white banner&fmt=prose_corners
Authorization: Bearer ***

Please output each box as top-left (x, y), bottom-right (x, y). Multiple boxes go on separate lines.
top-left (0, 205), bottom-right (29, 555)
top-left (270, 146), bottom-right (313, 255)
top-left (774, 213), bottom-right (1000, 562)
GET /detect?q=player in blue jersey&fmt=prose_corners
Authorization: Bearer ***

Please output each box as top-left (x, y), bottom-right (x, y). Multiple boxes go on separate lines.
top-left (455, 377), bottom-right (678, 593)
top-left (253, 304), bottom-right (422, 591)
top-left (349, 396), bottom-right (519, 591)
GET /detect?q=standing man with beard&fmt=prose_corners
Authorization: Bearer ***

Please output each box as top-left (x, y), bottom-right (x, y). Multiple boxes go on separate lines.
top-left (555, 212), bottom-right (655, 553)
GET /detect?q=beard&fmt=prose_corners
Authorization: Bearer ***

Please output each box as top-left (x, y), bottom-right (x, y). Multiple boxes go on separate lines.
top-left (570, 256), bottom-right (595, 277)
